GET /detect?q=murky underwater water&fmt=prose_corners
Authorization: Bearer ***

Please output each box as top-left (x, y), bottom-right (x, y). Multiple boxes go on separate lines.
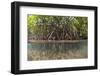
top-left (28, 40), bottom-right (87, 61)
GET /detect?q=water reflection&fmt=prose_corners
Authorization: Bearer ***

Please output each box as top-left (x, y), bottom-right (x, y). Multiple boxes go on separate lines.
top-left (28, 40), bottom-right (87, 60)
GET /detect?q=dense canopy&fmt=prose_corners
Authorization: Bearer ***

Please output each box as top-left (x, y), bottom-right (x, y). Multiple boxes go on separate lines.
top-left (28, 14), bottom-right (88, 40)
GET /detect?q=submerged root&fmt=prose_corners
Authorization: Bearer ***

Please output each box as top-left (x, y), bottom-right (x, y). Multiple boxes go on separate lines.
top-left (28, 50), bottom-right (87, 61)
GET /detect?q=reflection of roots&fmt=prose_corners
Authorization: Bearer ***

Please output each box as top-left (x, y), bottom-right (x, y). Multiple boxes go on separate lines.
top-left (28, 50), bottom-right (88, 61)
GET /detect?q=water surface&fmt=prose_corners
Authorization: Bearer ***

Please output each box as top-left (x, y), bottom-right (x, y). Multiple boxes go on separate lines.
top-left (28, 40), bottom-right (87, 61)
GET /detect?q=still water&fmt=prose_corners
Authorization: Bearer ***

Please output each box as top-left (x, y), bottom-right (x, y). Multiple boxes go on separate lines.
top-left (28, 40), bottom-right (87, 61)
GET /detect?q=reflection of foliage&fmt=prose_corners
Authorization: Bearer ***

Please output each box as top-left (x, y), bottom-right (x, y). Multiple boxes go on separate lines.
top-left (28, 15), bottom-right (88, 40)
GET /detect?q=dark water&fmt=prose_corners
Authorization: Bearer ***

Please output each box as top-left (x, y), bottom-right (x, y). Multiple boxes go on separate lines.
top-left (28, 40), bottom-right (87, 52)
top-left (28, 40), bottom-right (87, 60)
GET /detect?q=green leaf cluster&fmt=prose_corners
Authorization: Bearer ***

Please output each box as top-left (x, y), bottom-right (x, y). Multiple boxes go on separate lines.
top-left (28, 14), bottom-right (88, 40)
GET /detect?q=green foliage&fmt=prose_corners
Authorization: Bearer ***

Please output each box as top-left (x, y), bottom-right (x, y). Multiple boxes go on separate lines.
top-left (28, 14), bottom-right (88, 40)
top-left (73, 17), bottom-right (88, 39)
